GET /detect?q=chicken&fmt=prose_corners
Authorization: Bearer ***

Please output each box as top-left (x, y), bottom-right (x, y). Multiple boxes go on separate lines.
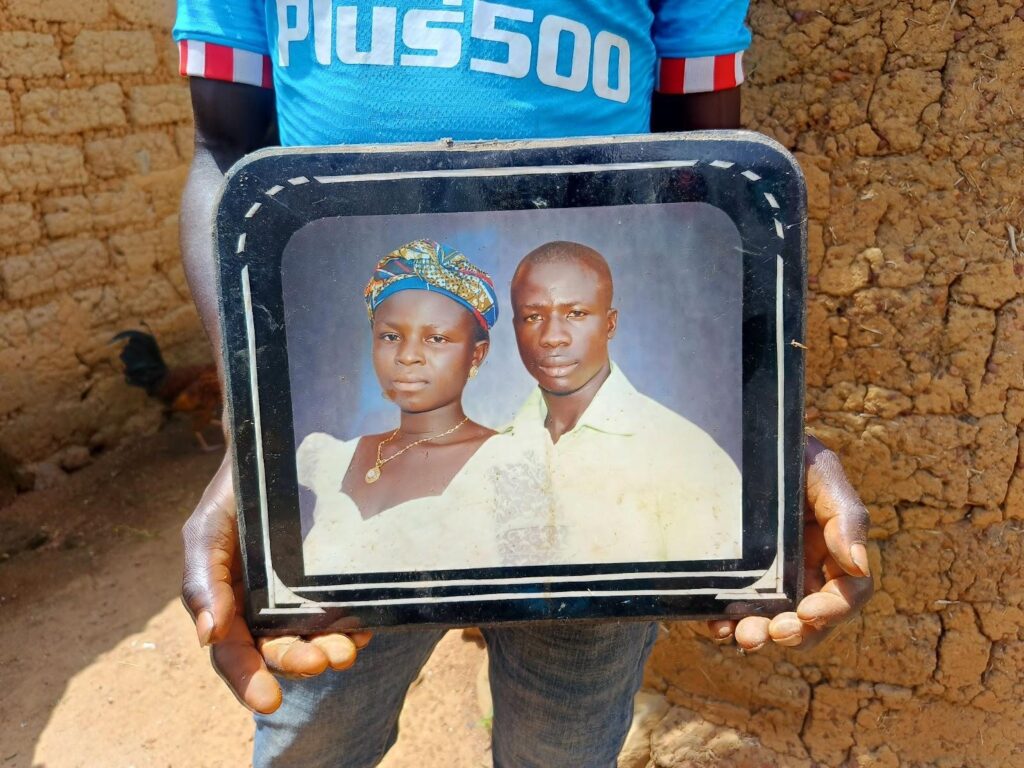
top-left (112, 330), bottom-right (223, 452)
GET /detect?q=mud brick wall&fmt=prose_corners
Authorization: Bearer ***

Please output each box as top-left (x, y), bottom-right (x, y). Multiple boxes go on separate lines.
top-left (646, 2), bottom-right (1024, 767)
top-left (0, 0), bottom-right (203, 475)
top-left (1, 0), bottom-right (1022, 763)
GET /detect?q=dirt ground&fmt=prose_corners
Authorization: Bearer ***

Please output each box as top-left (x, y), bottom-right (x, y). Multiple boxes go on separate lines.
top-left (0, 421), bottom-right (493, 768)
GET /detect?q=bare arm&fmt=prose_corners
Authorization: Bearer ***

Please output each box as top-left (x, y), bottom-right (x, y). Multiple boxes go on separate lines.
top-left (181, 78), bottom-right (277, 355)
top-left (179, 81), bottom-right (369, 714)
top-left (650, 87), bottom-right (742, 132)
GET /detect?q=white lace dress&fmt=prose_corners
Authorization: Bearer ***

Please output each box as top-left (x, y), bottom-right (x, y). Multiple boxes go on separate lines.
top-left (298, 431), bottom-right (555, 575)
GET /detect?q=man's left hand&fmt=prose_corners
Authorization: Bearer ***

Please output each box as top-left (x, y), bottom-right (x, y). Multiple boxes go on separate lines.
top-left (709, 434), bottom-right (874, 651)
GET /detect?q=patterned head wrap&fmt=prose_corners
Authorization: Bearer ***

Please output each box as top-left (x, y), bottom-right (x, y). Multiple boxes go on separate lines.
top-left (364, 240), bottom-right (499, 331)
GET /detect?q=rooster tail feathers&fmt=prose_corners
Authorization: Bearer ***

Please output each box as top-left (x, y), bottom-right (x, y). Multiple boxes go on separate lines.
top-left (111, 330), bottom-right (167, 393)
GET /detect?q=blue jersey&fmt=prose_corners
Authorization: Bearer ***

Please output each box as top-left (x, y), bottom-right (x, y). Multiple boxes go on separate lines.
top-left (173, 1), bottom-right (750, 146)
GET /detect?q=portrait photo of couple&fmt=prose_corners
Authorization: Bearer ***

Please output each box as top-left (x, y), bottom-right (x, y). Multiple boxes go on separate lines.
top-left (281, 202), bottom-right (745, 579)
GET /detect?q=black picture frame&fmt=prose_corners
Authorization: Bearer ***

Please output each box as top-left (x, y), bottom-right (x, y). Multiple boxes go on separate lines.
top-left (215, 131), bottom-right (807, 634)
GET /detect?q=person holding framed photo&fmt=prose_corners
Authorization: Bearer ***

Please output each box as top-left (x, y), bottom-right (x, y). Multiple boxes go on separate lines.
top-left (174, 1), bottom-right (874, 765)
top-left (503, 240), bottom-right (742, 564)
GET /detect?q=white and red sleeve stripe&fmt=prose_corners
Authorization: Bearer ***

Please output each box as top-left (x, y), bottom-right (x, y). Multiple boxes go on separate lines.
top-left (178, 40), bottom-right (273, 89)
top-left (656, 52), bottom-right (744, 94)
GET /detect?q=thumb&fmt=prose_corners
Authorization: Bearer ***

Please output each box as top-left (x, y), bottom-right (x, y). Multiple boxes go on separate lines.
top-left (805, 436), bottom-right (871, 578)
top-left (182, 457), bottom-right (239, 645)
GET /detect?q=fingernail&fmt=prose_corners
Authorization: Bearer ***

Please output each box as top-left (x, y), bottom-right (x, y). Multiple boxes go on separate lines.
top-left (776, 632), bottom-right (804, 648)
top-left (196, 610), bottom-right (214, 647)
top-left (850, 543), bottom-right (871, 578)
top-left (716, 625), bottom-right (733, 639)
top-left (802, 614), bottom-right (829, 631)
top-left (351, 631), bottom-right (373, 649)
top-left (325, 640), bottom-right (357, 671)
top-left (774, 618), bottom-right (801, 637)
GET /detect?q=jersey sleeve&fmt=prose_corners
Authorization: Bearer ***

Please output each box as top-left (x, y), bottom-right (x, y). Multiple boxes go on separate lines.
top-left (172, 0), bottom-right (273, 88)
top-left (652, 0), bottom-right (751, 94)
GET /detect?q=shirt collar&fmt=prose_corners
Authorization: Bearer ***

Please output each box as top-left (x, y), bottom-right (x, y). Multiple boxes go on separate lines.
top-left (507, 362), bottom-right (640, 438)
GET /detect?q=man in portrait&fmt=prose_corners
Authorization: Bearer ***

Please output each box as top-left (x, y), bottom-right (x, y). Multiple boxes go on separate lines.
top-left (500, 240), bottom-right (742, 564)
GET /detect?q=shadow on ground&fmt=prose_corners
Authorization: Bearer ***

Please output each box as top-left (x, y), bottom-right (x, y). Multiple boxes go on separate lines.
top-left (0, 422), bottom-right (245, 768)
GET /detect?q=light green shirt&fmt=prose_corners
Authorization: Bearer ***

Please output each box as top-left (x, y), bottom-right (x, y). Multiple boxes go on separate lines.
top-left (502, 363), bottom-right (743, 564)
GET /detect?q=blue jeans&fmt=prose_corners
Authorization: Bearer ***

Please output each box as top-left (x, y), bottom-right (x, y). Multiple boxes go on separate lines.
top-left (254, 621), bottom-right (659, 768)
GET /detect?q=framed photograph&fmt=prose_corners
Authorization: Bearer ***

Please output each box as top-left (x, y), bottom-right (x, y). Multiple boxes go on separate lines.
top-left (216, 132), bottom-right (806, 634)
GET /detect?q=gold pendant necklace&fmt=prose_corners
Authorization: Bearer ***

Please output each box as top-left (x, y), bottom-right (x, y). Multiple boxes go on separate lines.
top-left (364, 416), bottom-right (470, 484)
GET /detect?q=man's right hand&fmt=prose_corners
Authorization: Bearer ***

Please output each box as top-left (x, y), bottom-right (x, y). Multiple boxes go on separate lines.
top-left (182, 457), bottom-right (371, 714)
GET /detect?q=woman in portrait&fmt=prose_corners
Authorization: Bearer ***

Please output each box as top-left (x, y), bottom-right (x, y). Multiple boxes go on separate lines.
top-left (297, 240), bottom-right (508, 575)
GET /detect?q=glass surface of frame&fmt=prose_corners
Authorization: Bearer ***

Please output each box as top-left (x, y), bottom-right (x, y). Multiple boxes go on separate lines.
top-left (215, 132), bottom-right (807, 634)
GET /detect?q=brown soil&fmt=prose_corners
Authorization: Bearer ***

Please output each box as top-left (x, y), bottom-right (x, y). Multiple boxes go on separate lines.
top-left (0, 421), bottom-right (490, 768)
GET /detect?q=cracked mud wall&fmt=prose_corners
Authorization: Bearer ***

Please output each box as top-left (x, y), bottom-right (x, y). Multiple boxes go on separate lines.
top-left (645, 2), bottom-right (1024, 767)
top-left (0, 0), bottom-right (202, 480)
top-left (0, 1), bottom-right (1021, 764)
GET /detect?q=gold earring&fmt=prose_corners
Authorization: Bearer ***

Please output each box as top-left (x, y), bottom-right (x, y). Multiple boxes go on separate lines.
top-left (468, 365), bottom-right (479, 380)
